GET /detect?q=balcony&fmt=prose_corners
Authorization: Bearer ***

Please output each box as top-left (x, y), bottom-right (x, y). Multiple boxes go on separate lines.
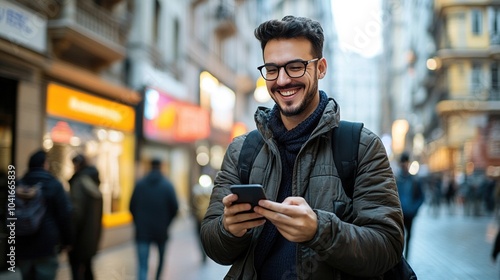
top-left (187, 40), bottom-right (237, 89)
top-left (214, 2), bottom-right (236, 39)
top-left (48, 0), bottom-right (127, 70)
top-left (95, 0), bottom-right (126, 9)
top-left (436, 97), bottom-right (500, 116)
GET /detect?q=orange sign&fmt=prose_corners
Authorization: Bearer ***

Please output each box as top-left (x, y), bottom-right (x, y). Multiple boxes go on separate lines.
top-left (47, 83), bottom-right (135, 132)
top-left (143, 87), bottom-right (210, 143)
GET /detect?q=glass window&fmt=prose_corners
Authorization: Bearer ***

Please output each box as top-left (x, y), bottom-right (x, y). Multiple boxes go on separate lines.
top-left (472, 63), bottom-right (481, 84)
top-left (472, 9), bottom-right (483, 35)
top-left (492, 63), bottom-right (498, 90)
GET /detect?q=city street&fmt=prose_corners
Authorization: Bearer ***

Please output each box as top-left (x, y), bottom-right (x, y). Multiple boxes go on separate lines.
top-left (1, 204), bottom-right (498, 279)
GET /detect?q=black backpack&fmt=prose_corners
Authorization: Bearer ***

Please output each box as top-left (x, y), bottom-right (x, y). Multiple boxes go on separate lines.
top-left (238, 120), bottom-right (363, 191)
top-left (237, 120), bottom-right (417, 280)
top-left (15, 181), bottom-right (46, 236)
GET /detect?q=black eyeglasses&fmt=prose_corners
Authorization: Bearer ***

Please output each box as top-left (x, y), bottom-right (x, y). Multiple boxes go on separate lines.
top-left (257, 58), bottom-right (319, 81)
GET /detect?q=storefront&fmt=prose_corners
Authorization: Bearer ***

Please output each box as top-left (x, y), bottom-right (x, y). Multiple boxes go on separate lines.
top-left (45, 82), bottom-right (136, 227)
top-left (191, 71), bottom-right (239, 193)
top-left (138, 86), bottom-right (210, 208)
top-left (0, 0), bottom-right (48, 173)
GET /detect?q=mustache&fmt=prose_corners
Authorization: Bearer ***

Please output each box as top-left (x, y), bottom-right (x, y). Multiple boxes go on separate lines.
top-left (271, 83), bottom-right (304, 92)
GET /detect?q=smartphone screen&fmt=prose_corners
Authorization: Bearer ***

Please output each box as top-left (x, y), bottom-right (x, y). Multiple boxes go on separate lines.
top-left (230, 184), bottom-right (267, 209)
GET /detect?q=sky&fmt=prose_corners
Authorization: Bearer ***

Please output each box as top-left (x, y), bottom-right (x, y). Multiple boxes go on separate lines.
top-left (331, 0), bottom-right (383, 57)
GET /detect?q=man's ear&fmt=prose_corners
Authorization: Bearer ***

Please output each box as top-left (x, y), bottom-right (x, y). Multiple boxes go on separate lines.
top-left (318, 58), bottom-right (327, 79)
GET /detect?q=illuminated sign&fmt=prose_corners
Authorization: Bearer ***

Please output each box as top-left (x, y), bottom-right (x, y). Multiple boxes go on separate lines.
top-left (199, 71), bottom-right (235, 132)
top-left (46, 83), bottom-right (135, 132)
top-left (143, 87), bottom-right (210, 143)
top-left (0, 1), bottom-right (47, 53)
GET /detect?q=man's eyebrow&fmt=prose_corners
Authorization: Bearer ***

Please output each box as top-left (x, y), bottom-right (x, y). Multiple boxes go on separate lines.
top-left (263, 59), bottom-right (305, 66)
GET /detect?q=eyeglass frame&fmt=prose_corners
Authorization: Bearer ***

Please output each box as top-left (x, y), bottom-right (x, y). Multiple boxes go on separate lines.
top-left (257, 58), bottom-right (320, 81)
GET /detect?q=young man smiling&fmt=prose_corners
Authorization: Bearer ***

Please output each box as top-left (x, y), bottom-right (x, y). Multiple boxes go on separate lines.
top-left (200, 16), bottom-right (404, 279)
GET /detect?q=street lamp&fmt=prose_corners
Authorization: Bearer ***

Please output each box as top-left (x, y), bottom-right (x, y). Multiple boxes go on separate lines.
top-left (426, 57), bottom-right (441, 71)
top-left (254, 76), bottom-right (270, 103)
top-left (392, 119), bottom-right (409, 155)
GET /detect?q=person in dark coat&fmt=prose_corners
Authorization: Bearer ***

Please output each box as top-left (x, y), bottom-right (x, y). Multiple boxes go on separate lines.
top-left (17, 149), bottom-right (73, 280)
top-left (68, 154), bottom-right (103, 280)
top-left (129, 158), bottom-right (179, 280)
top-left (396, 152), bottom-right (425, 259)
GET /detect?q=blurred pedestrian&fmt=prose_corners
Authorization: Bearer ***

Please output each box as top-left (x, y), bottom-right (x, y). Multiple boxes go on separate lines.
top-left (427, 173), bottom-right (441, 217)
top-left (443, 172), bottom-right (457, 215)
top-left (130, 158), bottom-right (179, 280)
top-left (17, 149), bottom-right (73, 280)
top-left (492, 229), bottom-right (500, 279)
top-left (68, 154), bottom-right (103, 280)
top-left (396, 152), bottom-right (425, 259)
top-left (482, 175), bottom-right (496, 215)
top-left (191, 181), bottom-right (213, 263)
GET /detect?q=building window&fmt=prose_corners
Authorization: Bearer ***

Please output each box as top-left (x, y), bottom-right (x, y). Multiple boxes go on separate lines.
top-left (492, 62), bottom-right (500, 100)
top-left (492, 63), bottom-right (499, 90)
top-left (471, 63), bottom-right (482, 97)
top-left (173, 18), bottom-right (180, 61)
top-left (153, 0), bottom-right (161, 44)
top-left (492, 9), bottom-right (500, 35)
top-left (472, 9), bottom-right (483, 35)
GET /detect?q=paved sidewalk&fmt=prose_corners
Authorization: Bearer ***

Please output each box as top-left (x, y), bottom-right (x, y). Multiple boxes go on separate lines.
top-left (1, 215), bottom-right (229, 280)
top-left (409, 205), bottom-right (498, 279)
top-left (1, 204), bottom-right (498, 279)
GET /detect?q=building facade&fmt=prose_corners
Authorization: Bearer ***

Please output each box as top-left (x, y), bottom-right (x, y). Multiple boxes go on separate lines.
top-left (381, 0), bottom-right (435, 163)
top-left (426, 0), bottom-right (500, 179)
top-left (0, 0), bottom-right (337, 254)
top-left (0, 0), bottom-right (140, 250)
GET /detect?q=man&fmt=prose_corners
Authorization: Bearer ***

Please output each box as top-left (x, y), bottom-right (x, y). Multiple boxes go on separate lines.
top-left (200, 16), bottom-right (404, 279)
top-left (396, 152), bottom-right (424, 259)
top-left (129, 159), bottom-right (179, 280)
top-left (17, 149), bottom-right (73, 280)
top-left (68, 154), bottom-right (103, 280)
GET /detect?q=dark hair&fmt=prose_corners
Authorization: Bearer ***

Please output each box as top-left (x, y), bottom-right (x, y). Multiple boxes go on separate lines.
top-left (151, 158), bottom-right (162, 169)
top-left (400, 152), bottom-right (410, 163)
top-left (72, 154), bottom-right (87, 166)
top-left (28, 149), bottom-right (46, 169)
top-left (254, 15), bottom-right (324, 59)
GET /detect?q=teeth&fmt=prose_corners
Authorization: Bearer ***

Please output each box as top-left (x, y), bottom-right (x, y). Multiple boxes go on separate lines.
top-left (280, 90), bottom-right (296, 96)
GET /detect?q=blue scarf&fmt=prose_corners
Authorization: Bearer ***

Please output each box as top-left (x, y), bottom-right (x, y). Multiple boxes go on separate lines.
top-left (254, 91), bottom-right (329, 279)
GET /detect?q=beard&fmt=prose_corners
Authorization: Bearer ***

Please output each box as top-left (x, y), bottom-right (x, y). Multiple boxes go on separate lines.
top-left (277, 78), bottom-right (319, 117)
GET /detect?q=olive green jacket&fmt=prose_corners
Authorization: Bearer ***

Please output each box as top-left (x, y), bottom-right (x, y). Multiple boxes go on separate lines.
top-left (201, 98), bottom-right (404, 280)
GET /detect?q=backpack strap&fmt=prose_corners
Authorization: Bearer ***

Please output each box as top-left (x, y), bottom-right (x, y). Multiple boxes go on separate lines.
top-left (237, 121), bottom-right (364, 197)
top-left (332, 120), bottom-right (364, 199)
top-left (238, 129), bottom-right (265, 184)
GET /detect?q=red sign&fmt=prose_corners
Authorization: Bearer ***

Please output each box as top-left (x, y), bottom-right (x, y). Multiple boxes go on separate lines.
top-left (51, 121), bottom-right (74, 144)
top-left (143, 88), bottom-right (210, 143)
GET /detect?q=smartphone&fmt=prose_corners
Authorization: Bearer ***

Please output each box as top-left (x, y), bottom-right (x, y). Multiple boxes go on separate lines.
top-left (230, 184), bottom-right (267, 210)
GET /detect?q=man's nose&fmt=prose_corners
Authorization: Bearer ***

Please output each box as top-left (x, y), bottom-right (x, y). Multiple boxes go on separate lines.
top-left (276, 67), bottom-right (291, 84)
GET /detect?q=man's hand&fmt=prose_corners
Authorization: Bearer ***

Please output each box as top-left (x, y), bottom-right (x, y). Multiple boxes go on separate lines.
top-left (254, 196), bottom-right (317, 243)
top-left (222, 193), bottom-right (266, 237)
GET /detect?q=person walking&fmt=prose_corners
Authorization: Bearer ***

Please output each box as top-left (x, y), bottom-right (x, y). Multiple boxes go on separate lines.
top-left (191, 181), bottom-right (213, 263)
top-left (200, 16), bottom-right (404, 279)
top-left (129, 158), bottom-right (179, 280)
top-left (396, 152), bottom-right (425, 259)
top-left (17, 149), bottom-right (73, 280)
top-left (68, 154), bottom-right (103, 280)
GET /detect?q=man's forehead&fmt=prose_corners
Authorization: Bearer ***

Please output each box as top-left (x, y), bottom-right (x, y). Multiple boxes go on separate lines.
top-left (263, 38), bottom-right (313, 63)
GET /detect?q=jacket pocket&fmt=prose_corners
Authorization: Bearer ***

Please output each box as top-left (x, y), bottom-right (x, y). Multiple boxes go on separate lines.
top-left (333, 200), bottom-right (354, 222)
top-left (333, 200), bottom-right (346, 217)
